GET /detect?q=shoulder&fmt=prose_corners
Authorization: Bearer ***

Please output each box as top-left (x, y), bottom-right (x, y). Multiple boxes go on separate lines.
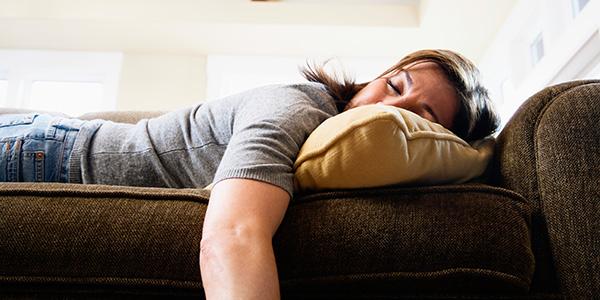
top-left (199, 82), bottom-right (338, 121)
top-left (280, 82), bottom-right (330, 98)
top-left (208, 82), bottom-right (331, 105)
top-left (248, 83), bottom-right (337, 114)
top-left (243, 82), bottom-right (328, 97)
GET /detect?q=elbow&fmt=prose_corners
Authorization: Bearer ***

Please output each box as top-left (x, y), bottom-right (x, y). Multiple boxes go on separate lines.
top-left (199, 225), bottom-right (270, 270)
top-left (199, 237), bottom-right (216, 269)
top-left (199, 234), bottom-right (233, 272)
top-left (200, 235), bottom-right (234, 280)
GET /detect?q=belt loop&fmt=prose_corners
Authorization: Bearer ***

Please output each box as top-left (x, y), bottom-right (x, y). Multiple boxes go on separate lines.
top-left (46, 119), bottom-right (58, 139)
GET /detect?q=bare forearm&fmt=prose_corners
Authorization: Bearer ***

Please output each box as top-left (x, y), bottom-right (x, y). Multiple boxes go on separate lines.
top-left (200, 233), bottom-right (279, 299)
top-left (200, 178), bottom-right (290, 300)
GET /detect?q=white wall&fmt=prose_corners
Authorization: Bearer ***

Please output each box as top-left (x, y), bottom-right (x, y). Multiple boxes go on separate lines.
top-left (117, 53), bottom-right (207, 111)
top-left (479, 0), bottom-right (600, 127)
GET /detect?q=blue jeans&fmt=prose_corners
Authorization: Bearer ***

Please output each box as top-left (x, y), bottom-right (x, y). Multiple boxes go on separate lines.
top-left (0, 113), bottom-right (84, 182)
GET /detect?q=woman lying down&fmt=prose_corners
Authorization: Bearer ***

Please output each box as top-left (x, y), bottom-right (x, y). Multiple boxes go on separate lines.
top-left (0, 49), bottom-right (499, 299)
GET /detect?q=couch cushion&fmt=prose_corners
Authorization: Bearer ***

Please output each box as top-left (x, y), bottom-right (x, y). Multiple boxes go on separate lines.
top-left (0, 183), bottom-right (532, 298)
top-left (278, 184), bottom-right (533, 297)
top-left (0, 183), bottom-right (207, 298)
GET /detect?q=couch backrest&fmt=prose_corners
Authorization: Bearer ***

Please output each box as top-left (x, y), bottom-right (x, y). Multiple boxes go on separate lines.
top-left (77, 111), bottom-right (167, 124)
top-left (492, 80), bottom-right (600, 298)
top-left (0, 107), bottom-right (167, 124)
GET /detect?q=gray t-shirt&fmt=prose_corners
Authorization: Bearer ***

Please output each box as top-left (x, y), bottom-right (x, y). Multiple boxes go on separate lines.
top-left (69, 83), bottom-right (338, 196)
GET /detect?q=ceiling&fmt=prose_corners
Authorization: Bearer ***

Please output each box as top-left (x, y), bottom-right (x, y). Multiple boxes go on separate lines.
top-left (0, 0), bottom-right (517, 62)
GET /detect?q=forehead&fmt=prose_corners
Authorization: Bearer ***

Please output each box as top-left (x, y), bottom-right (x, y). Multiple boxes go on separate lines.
top-left (404, 61), bottom-right (445, 77)
top-left (403, 62), bottom-right (453, 90)
top-left (403, 61), bottom-right (459, 127)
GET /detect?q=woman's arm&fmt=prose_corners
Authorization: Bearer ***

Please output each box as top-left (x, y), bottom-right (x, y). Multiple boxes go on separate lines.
top-left (200, 178), bottom-right (290, 299)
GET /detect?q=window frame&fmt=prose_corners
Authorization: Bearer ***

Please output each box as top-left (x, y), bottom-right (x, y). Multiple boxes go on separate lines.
top-left (0, 50), bottom-right (122, 115)
top-left (530, 32), bottom-right (545, 66)
top-left (572, 0), bottom-right (591, 17)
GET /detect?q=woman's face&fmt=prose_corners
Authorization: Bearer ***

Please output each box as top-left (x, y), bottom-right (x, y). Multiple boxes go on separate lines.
top-left (345, 61), bottom-right (459, 130)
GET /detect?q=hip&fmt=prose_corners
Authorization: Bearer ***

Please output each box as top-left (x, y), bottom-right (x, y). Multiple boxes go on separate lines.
top-left (0, 113), bottom-right (86, 182)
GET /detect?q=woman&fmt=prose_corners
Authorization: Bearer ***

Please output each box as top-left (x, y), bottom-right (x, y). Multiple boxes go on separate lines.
top-left (0, 49), bottom-right (499, 299)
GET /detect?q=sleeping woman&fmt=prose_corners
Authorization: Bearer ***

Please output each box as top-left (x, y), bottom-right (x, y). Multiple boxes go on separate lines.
top-left (0, 49), bottom-right (499, 299)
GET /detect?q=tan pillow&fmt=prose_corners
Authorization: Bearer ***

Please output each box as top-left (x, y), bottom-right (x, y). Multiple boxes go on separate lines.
top-left (293, 104), bottom-right (494, 192)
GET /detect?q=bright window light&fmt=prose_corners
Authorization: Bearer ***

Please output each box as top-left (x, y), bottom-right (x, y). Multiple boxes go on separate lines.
top-left (572, 0), bottom-right (590, 17)
top-left (0, 50), bottom-right (122, 115)
top-left (530, 33), bottom-right (545, 66)
top-left (0, 80), bottom-right (7, 105)
top-left (29, 81), bottom-right (104, 116)
top-left (588, 61), bottom-right (600, 78)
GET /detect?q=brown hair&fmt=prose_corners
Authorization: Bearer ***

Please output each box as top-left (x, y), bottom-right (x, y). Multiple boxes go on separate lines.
top-left (300, 49), bottom-right (501, 142)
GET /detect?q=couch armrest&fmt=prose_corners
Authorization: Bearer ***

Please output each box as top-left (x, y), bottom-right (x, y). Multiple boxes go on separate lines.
top-left (493, 80), bottom-right (600, 298)
top-left (77, 110), bottom-right (167, 124)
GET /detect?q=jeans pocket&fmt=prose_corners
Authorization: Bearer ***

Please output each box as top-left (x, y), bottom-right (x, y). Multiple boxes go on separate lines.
top-left (22, 151), bottom-right (45, 182)
top-left (0, 115), bottom-right (72, 183)
top-left (0, 139), bottom-right (46, 182)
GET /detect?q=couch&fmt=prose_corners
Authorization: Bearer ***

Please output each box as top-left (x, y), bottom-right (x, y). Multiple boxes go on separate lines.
top-left (0, 80), bottom-right (598, 299)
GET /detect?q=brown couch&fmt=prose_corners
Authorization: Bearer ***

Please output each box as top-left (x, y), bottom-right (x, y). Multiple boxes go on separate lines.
top-left (0, 80), bottom-right (598, 299)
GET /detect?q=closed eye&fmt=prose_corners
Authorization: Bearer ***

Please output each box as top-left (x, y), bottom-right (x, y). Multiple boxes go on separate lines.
top-left (386, 79), bottom-right (402, 95)
top-left (422, 104), bottom-right (439, 124)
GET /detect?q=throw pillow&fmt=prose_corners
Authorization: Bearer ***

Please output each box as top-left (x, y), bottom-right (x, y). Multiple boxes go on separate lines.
top-left (293, 104), bottom-right (494, 192)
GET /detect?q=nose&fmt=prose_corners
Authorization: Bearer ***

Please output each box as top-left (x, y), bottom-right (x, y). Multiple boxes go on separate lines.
top-left (383, 94), bottom-right (419, 113)
top-left (382, 94), bottom-right (435, 123)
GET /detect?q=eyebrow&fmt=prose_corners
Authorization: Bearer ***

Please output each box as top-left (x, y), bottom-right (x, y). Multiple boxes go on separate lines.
top-left (405, 69), bottom-right (440, 124)
top-left (404, 69), bottom-right (413, 89)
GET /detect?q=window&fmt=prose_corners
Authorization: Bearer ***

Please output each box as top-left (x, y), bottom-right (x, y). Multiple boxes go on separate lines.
top-left (0, 80), bottom-right (7, 105)
top-left (29, 81), bottom-right (104, 116)
top-left (0, 50), bottom-right (122, 116)
top-left (530, 33), bottom-right (545, 66)
top-left (572, 0), bottom-right (590, 17)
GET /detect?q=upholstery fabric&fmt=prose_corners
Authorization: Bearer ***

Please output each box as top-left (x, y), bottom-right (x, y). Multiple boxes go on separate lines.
top-left (294, 105), bottom-right (494, 192)
top-left (0, 108), bottom-right (165, 124)
top-left (277, 184), bottom-right (533, 296)
top-left (0, 183), bottom-right (206, 297)
top-left (0, 182), bottom-right (533, 298)
top-left (0, 107), bottom-right (70, 118)
top-left (493, 80), bottom-right (600, 298)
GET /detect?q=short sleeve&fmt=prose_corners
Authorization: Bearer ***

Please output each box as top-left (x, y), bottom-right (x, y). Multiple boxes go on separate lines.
top-left (211, 84), bottom-right (336, 196)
